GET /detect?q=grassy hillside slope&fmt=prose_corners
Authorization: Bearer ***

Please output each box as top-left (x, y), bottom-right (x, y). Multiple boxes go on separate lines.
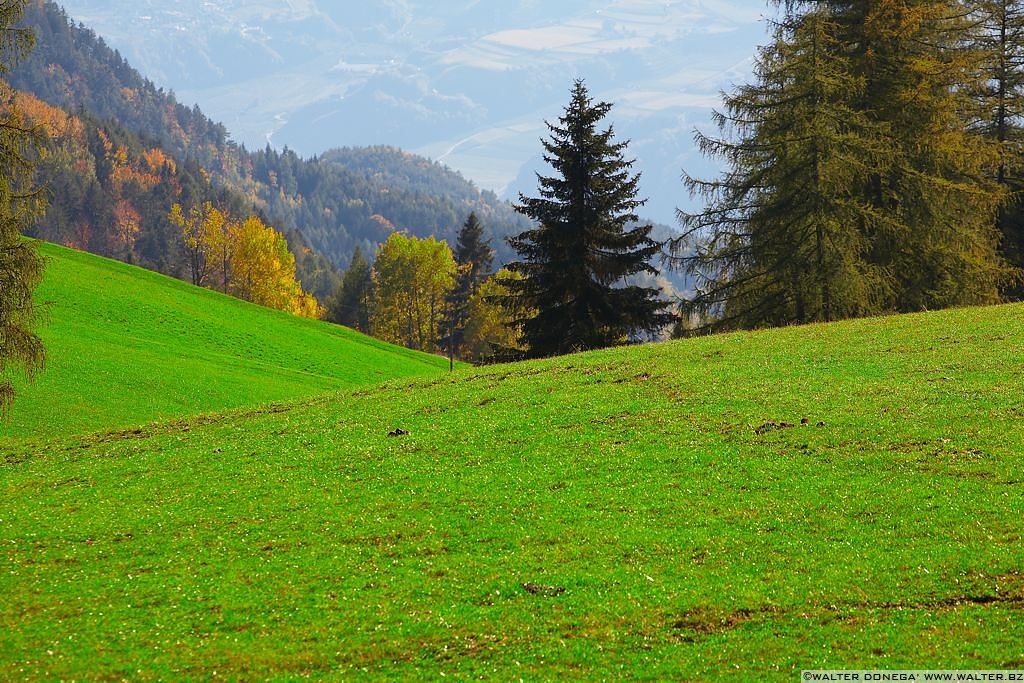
top-left (0, 242), bottom-right (450, 440)
top-left (2, 302), bottom-right (1023, 678)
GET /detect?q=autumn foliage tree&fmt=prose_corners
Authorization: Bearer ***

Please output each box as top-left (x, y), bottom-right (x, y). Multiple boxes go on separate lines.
top-left (371, 232), bottom-right (456, 352)
top-left (463, 269), bottom-right (531, 362)
top-left (230, 215), bottom-right (322, 317)
top-left (169, 201), bottom-right (224, 287)
top-left (168, 202), bottom-right (323, 318)
top-left (112, 197), bottom-right (141, 261)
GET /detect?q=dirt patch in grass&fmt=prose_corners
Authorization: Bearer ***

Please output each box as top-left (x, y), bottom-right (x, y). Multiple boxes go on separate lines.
top-left (669, 606), bottom-right (769, 640)
top-left (669, 590), bottom-right (1024, 642)
top-left (521, 582), bottom-right (566, 597)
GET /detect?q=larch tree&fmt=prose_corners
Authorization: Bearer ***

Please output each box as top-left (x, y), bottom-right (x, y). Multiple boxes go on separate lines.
top-left (973, 0), bottom-right (1024, 296)
top-left (503, 79), bottom-right (672, 357)
top-left (677, 0), bottom-right (1007, 332)
top-left (1, 0), bottom-right (46, 413)
top-left (824, 0), bottom-right (1006, 310)
top-left (673, 5), bottom-right (892, 330)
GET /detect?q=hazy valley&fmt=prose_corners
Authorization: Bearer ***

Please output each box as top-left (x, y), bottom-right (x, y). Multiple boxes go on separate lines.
top-left (56, 0), bottom-right (768, 224)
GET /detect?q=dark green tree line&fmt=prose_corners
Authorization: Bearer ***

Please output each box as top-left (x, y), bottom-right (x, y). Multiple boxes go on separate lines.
top-left (328, 246), bottom-right (374, 333)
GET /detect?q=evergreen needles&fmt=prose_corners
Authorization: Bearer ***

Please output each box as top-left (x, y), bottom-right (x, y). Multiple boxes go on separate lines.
top-left (504, 80), bottom-right (672, 357)
top-left (673, 0), bottom-right (1010, 332)
top-left (0, 0), bottom-right (45, 413)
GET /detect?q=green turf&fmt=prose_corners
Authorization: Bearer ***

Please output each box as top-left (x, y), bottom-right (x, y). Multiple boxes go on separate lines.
top-left (0, 241), bottom-right (451, 441)
top-left (1, 275), bottom-right (1023, 678)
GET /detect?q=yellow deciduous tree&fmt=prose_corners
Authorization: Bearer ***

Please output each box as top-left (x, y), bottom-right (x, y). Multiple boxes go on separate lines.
top-left (169, 201), bottom-right (221, 287)
top-left (201, 205), bottom-right (231, 293)
top-left (371, 232), bottom-right (456, 352)
top-left (462, 269), bottom-right (531, 362)
top-left (170, 204), bottom-right (323, 319)
top-left (229, 215), bottom-right (324, 318)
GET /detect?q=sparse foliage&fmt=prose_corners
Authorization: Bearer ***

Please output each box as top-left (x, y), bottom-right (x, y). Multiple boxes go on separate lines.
top-left (169, 202), bottom-right (222, 287)
top-left (0, 0), bottom-right (46, 413)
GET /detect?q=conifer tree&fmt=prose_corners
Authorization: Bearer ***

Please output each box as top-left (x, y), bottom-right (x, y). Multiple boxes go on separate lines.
top-left (503, 80), bottom-right (672, 357)
top-left (676, 0), bottom-right (1007, 331)
top-left (1, 0), bottom-right (46, 413)
top-left (444, 212), bottom-right (493, 362)
top-left (329, 246), bottom-right (374, 333)
top-left (974, 0), bottom-right (1024, 296)
top-left (821, 0), bottom-right (1006, 310)
top-left (673, 6), bottom-right (892, 330)
top-left (453, 212), bottom-right (493, 291)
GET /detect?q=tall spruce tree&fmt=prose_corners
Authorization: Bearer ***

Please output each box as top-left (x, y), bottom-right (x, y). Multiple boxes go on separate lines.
top-left (444, 212), bottom-right (493, 362)
top-left (503, 79), bottom-right (672, 357)
top-left (453, 212), bottom-right (493, 291)
top-left (328, 246), bottom-right (373, 333)
top-left (1, 0), bottom-right (46, 413)
top-left (673, 6), bottom-right (892, 330)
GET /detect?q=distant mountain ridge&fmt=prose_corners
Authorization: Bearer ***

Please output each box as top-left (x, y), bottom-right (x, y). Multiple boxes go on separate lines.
top-left (51, 0), bottom-right (767, 225)
top-left (9, 1), bottom-right (534, 276)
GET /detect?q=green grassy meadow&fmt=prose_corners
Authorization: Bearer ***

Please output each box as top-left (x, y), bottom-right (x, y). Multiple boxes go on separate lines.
top-left (1, 242), bottom-right (451, 441)
top-left (2, 246), bottom-right (1023, 678)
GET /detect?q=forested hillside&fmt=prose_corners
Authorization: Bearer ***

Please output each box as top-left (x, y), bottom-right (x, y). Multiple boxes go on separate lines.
top-left (9, 0), bottom-right (531, 273)
top-left (3, 86), bottom-right (335, 306)
top-left (250, 145), bottom-right (531, 269)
